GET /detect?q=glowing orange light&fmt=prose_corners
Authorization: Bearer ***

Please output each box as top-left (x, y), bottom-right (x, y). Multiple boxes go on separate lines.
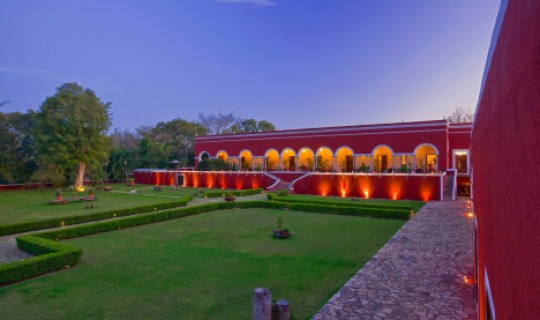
top-left (363, 190), bottom-right (369, 199)
top-left (467, 212), bottom-right (473, 218)
top-left (341, 190), bottom-right (346, 197)
top-left (392, 191), bottom-right (398, 200)
top-left (463, 276), bottom-right (474, 285)
top-left (321, 190), bottom-right (327, 196)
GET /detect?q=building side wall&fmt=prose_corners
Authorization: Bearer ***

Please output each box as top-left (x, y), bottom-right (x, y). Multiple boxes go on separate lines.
top-left (196, 122), bottom-right (450, 170)
top-left (472, 0), bottom-right (540, 318)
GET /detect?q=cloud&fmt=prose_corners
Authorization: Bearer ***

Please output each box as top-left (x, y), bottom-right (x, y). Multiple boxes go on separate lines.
top-left (0, 66), bottom-right (42, 75)
top-left (214, 0), bottom-right (276, 6)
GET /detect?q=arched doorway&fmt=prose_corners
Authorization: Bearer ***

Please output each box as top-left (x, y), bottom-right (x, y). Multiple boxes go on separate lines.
top-left (316, 147), bottom-right (333, 172)
top-left (216, 150), bottom-right (228, 162)
top-left (414, 144), bottom-right (439, 173)
top-left (336, 146), bottom-right (354, 172)
top-left (265, 149), bottom-right (279, 171)
top-left (239, 149), bottom-right (253, 171)
top-left (298, 147), bottom-right (315, 171)
top-left (281, 148), bottom-right (296, 171)
top-left (372, 145), bottom-right (393, 172)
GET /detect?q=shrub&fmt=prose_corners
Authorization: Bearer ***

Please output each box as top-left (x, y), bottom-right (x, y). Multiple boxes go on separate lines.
top-left (269, 196), bottom-right (414, 211)
top-left (197, 159), bottom-right (230, 171)
top-left (276, 189), bottom-right (289, 197)
top-left (0, 198), bottom-right (409, 286)
top-left (203, 188), bottom-right (263, 198)
top-left (0, 196), bottom-right (192, 236)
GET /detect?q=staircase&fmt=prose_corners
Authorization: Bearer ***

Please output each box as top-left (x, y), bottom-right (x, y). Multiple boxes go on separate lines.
top-left (266, 179), bottom-right (291, 193)
top-left (443, 174), bottom-right (456, 201)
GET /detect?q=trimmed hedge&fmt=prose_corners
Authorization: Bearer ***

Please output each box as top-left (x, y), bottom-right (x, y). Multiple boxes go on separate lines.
top-left (1, 198), bottom-right (410, 286)
top-left (268, 195), bottom-right (414, 211)
top-left (0, 235), bottom-right (81, 286)
top-left (0, 196), bottom-right (193, 236)
top-left (202, 188), bottom-right (263, 198)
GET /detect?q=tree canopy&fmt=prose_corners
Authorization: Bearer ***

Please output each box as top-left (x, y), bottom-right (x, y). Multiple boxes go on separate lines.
top-left (447, 106), bottom-right (474, 123)
top-left (33, 83), bottom-right (112, 187)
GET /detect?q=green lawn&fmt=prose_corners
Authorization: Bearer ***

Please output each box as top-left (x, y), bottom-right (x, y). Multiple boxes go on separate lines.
top-left (0, 208), bottom-right (405, 319)
top-left (278, 194), bottom-right (426, 212)
top-left (0, 185), bottom-right (236, 226)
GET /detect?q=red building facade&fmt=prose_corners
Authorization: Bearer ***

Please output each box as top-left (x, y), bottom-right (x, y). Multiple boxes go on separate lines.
top-left (186, 119), bottom-right (471, 201)
top-left (471, 0), bottom-right (540, 318)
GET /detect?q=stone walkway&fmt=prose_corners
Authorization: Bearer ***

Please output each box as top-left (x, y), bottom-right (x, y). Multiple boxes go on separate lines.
top-left (312, 200), bottom-right (476, 320)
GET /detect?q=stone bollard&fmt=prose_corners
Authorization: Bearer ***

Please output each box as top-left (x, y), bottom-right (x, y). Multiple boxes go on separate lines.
top-left (253, 288), bottom-right (272, 320)
top-left (275, 299), bottom-right (290, 320)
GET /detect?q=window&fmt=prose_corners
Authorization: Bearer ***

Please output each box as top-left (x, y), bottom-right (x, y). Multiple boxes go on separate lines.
top-left (453, 150), bottom-right (470, 174)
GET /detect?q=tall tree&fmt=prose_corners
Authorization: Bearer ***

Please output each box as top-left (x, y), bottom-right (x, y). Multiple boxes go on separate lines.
top-left (33, 83), bottom-right (112, 188)
top-left (198, 112), bottom-right (238, 135)
top-left (0, 103), bottom-right (19, 183)
top-left (447, 106), bottom-right (474, 123)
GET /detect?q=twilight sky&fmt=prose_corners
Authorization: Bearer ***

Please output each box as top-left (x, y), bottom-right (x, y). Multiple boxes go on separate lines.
top-left (0, 0), bottom-right (500, 131)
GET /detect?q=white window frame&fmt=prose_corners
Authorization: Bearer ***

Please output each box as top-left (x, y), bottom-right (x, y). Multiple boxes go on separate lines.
top-left (452, 149), bottom-right (470, 175)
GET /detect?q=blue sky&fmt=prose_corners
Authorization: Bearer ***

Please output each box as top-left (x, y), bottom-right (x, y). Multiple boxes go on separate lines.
top-left (0, 0), bottom-right (500, 131)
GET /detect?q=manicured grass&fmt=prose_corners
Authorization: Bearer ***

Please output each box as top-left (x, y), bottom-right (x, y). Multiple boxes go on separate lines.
top-left (0, 185), bottom-right (236, 226)
top-left (279, 194), bottom-right (426, 212)
top-left (0, 208), bottom-right (404, 319)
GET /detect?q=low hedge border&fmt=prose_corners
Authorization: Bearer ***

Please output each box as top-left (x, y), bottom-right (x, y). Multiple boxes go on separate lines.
top-left (202, 188), bottom-right (263, 198)
top-left (0, 235), bottom-right (81, 286)
top-left (0, 198), bottom-right (409, 286)
top-left (267, 194), bottom-right (414, 211)
top-left (0, 196), bottom-right (193, 236)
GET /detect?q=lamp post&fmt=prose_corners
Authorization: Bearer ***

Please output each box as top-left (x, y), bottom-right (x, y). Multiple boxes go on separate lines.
top-left (123, 160), bottom-right (128, 182)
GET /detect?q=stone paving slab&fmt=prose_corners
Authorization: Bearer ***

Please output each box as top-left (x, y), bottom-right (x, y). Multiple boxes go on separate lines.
top-left (312, 200), bottom-right (476, 320)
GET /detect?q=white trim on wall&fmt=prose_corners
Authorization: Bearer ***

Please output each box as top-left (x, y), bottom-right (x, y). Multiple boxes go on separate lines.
top-left (484, 268), bottom-right (496, 319)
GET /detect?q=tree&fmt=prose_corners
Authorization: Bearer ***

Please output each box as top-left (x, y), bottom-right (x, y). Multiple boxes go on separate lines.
top-left (198, 112), bottom-right (238, 135)
top-left (0, 104), bottom-right (19, 183)
top-left (447, 107), bottom-right (474, 123)
top-left (33, 83), bottom-right (112, 188)
top-left (228, 118), bottom-right (276, 133)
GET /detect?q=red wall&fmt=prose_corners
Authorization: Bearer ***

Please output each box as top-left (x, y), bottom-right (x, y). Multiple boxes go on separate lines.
top-left (292, 173), bottom-right (441, 201)
top-left (195, 120), bottom-right (451, 170)
top-left (472, 1), bottom-right (540, 318)
top-left (134, 170), bottom-right (269, 190)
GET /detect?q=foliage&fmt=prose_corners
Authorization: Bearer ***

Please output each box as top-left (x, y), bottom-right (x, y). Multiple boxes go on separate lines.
top-left (203, 188), bottom-right (263, 198)
top-left (0, 195), bottom-right (191, 236)
top-left (32, 83), bottom-right (112, 187)
top-left (197, 112), bottom-right (238, 135)
top-left (276, 216), bottom-right (284, 229)
top-left (447, 106), bottom-right (473, 123)
top-left (0, 235), bottom-right (82, 286)
top-left (197, 158), bottom-right (230, 171)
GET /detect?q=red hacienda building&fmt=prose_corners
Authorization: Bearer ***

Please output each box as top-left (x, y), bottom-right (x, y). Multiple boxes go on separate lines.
top-left (135, 119), bottom-right (472, 202)
top-left (471, 0), bottom-right (540, 319)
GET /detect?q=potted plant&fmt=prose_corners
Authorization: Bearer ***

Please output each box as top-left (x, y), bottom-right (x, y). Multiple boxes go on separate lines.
top-left (224, 192), bottom-right (235, 202)
top-left (128, 178), bottom-right (135, 186)
top-left (153, 185), bottom-right (162, 191)
top-left (88, 188), bottom-right (94, 198)
top-left (273, 217), bottom-right (291, 239)
top-left (55, 189), bottom-right (62, 201)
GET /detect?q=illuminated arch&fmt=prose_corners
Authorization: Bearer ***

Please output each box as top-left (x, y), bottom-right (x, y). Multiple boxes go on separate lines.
top-left (372, 145), bottom-right (393, 172)
top-left (414, 143), bottom-right (439, 173)
top-left (335, 146), bottom-right (354, 172)
top-left (239, 149), bottom-right (253, 170)
top-left (281, 148), bottom-right (297, 171)
top-left (264, 149), bottom-right (279, 171)
top-left (298, 147), bottom-right (315, 171)
top-left (316, 146), bottom-right (333, 172)
top-left (216, 150), bottom-right (228, 162)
